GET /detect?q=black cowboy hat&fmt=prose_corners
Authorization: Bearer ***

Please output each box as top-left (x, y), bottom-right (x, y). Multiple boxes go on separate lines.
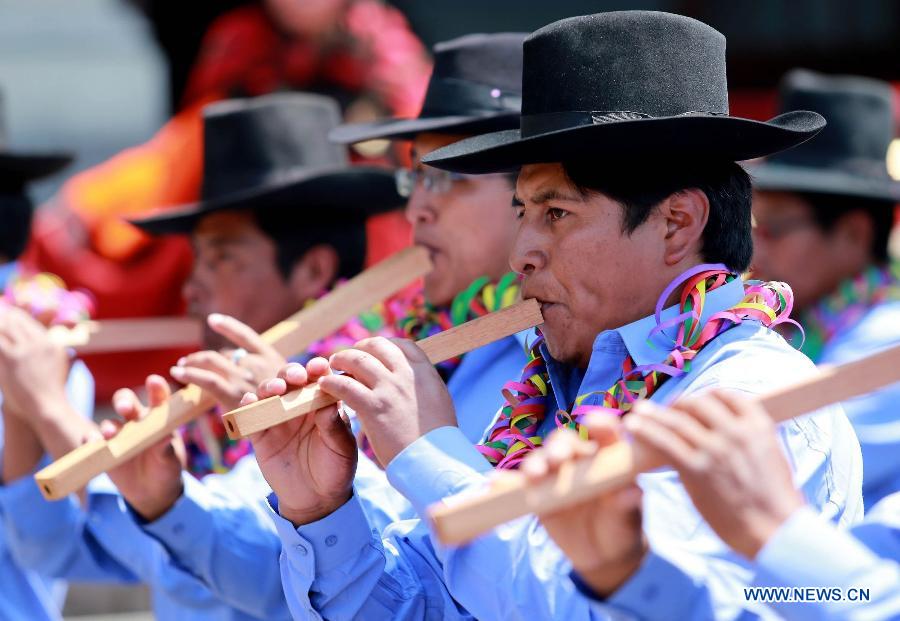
top-left (0, 92), bottom-right (71, 186)
top-left (422, 12), bottom-right (826, 174)
top-left (132, 93), bottom-right (402, 235)
top-left (750, 69), bottom-right (900, 203)
top-left (329, 32), bottom-right (525, 144)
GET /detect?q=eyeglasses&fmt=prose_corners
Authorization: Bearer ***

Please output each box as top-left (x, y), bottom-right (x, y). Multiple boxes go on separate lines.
top-left (752, 215), bottom-right (816, 241)
top-left (394, 167), bottom-right (469, 198)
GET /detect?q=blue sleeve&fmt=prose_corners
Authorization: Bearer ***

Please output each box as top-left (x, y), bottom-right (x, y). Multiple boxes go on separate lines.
top-left (388, 427), bottom-right (779, 621)
top-left (386, 426), bottom-right (605, 621)
top-left (753, 507), bottom-right (900, 621)
top-left (139, 471), bottom-right (289, 619)
top-left (0, 473), bottom-right (137, 583)
top-left (269, 491), bottom-right (473, 621)
top-left (353, 448), bottom-right (416, 532)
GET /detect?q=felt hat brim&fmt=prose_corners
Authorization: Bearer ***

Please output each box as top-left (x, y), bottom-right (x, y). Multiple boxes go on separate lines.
top-left (131, 166), bottom-right (402, 235)
top-left (421, 111), bottom-right (826, 173)
top-left (750, 162), bottom-right (900, 203)
top-left (329, 112), bottom-right (521, 144)
top-left (0, 152), bottom-right (72, 182)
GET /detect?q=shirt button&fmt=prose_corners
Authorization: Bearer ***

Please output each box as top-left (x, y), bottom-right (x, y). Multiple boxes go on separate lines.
top-left (325, 535), bottom-right (338, 547)
top-left (172, 523), bottom-right (185, 535)
top-left (295, 544), bottom-right (308, 556)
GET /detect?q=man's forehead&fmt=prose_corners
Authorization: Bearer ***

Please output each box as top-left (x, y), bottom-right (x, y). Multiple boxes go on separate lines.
top-left (514, 163), bottom-right (582, 204)
top-left (751, 190), bottom-right (812, 216)
top-left (191, 210), bottom-right (267, 247)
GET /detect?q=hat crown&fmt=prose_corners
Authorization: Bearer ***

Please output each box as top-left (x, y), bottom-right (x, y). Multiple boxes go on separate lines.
top-left (202, 93), bottom-right (346, 200)
top-left (770, 69), bottom-right (895, 177)
top-left (419, 32), bottom-right (525, 118)
top-left (521, 12), bottom-right (729, 120)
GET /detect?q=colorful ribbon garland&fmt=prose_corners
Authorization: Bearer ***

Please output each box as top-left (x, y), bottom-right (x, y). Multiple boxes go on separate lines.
top-left (478, 264), bottom-right (796, 469)
top-left (396, 272), bottom-right (520, 379)
top-left (794, 263), bottom-right (900, 362)
top-left (1, 272), bottom-right (95, 325)
top-left (358, 272), bottom-right (521, 464)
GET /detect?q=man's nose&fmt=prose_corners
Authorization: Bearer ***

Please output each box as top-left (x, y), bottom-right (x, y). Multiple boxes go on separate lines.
top-left (509, 221), bottom-right (547, 276)
top-left (405, 185), bottom-right (436, 226)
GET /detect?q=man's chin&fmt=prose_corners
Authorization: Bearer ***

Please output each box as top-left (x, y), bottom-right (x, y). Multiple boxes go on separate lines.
top-left (541, 329), bottom-right (591, 368)
top-left (423, 272), bottom-right (455, 308)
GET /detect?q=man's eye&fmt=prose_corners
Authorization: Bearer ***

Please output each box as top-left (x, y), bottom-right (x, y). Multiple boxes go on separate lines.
top-left (514, 207), bottom-right (525, 219)
top-left (208, 252), bottom-right (237, 270)
top-left (548, 207), bottom-right (569, 222)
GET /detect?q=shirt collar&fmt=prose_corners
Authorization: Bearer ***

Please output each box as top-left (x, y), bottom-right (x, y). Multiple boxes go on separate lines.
top-left (615, 276), bottom-right (745, 367)
top-left (541, 275), bottom-right (746, 412)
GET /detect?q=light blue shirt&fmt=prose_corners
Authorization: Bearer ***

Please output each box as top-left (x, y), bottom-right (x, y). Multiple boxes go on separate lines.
top-left (0, 360), bottom-right (95, 621)
top-left (0, 334), bottom-right (526, 621)
top-left (1, 463), bottom-right (288, 621)
top-left (138, 333), bottom-right (527, 619)
top-left (816, 300), bottom-right (900, 510)
top-left (753, 493), bottom-right (900, 621)
top-left (268, 278), bottom-right (863, 620)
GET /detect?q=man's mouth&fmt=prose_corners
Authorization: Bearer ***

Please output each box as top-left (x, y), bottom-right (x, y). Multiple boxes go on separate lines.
top-left (414, 240), bottom-right (441, 263)
top-left (538, 301), bottom-right (559, 316)
top-left (523, 291), bottom-right (559, 316)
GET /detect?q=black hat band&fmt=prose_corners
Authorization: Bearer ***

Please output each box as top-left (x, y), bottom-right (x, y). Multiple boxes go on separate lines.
top-left (520, 109), bottom-right (728, 138)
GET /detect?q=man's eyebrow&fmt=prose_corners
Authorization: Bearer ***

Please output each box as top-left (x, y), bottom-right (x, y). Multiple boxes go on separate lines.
top-left (511, 194), bottom-right (524, 207)
top-left (196, 236), bottom-right (246, 251)
top-left (526, 188), bottom-right (582, 204)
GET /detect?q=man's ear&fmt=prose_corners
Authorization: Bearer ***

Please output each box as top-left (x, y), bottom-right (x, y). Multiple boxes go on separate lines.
top-left (286, 244), bottom-right (340, 302)
top-left (659, 188), bottom-right (709, 266)
top-left (831, 210), bottom-right (875, 267)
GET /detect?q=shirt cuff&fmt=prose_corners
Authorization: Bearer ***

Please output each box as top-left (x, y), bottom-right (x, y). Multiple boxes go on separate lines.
top-left (140, 472), bottom-right (214, 558)
top-left (268, 491), bottom-right (377, 576)
top-left (754, 506), bottom-right (879, 588)
top-left (0, 467), bottom-right (80, 539)
top-left (385, 425), bottom-right (492, 515)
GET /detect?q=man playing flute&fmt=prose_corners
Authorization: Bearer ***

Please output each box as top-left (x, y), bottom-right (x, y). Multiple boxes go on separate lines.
top-left (243, 11), bottom-right (863, 620)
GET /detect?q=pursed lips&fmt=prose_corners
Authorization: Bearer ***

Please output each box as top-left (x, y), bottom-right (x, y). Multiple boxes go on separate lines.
top-left (414, 239), bottom-right (442, 263)
top-left (522, 287), bottom-right (560, 316)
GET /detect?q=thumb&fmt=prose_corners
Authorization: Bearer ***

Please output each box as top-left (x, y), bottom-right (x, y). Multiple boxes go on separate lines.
top-left (150, 432), bottom-right (182, 467)
top-left (581, 411), bottom-right (625, 448)
top-left (313, 405), bottom-right (357, 460)
top-left (207, 313), bottom-right (274, 356)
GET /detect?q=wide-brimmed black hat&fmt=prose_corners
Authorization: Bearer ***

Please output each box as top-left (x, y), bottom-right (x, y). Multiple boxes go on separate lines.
top-left (423, 12), bottom-right (826, 174)
top-left (132, 93), bottom-right (402, 235)
top-left (750, 69), bottom-right (900, 202)
top-left (329, 33), bottom-right (525, 144)
top-left (0, 92), bottom-right (72, 186)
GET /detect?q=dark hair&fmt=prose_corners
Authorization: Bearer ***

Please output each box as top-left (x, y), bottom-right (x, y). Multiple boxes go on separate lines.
top-left (796, 192), bottom-right (894, 264)
top-left (254, 208), bottom-right (367, 282)
top-left (561, 160), bottom-right (754, 272)
top-left (0, 192), bottom-right (34, 262)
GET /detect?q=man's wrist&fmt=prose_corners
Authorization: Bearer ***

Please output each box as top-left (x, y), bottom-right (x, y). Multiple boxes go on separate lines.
top-left (278, 491), bottom-right (352, 527)
top-left (742, 498), bottom-right (806, 560)
top-left (575, 539), bottom-right (649, 598)
top-left (127, 481), bottom-right (185, 523)
top-left (28, 394), bottom-right (76, 426)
